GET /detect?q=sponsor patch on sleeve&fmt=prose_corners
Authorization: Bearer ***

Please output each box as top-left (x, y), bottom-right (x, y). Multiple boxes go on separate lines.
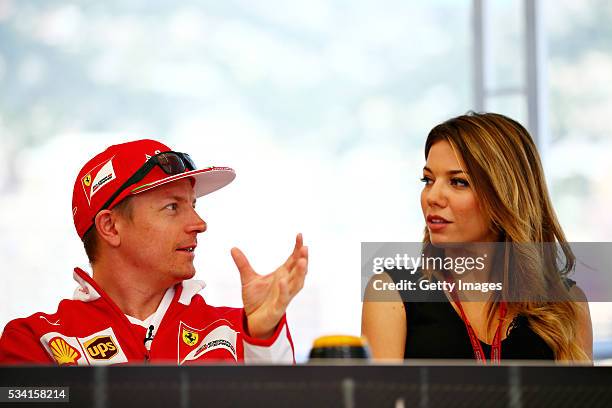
top-left (178, 321), bottom-right (238, 364)
top-left (40, 333), bottom-right (87, 366)
top-left (40, 327), bottom-right (128, 366)
top-left (48, 336), bottom-right (82, 366)
top-left (78, 328), bottom-right (128, 366)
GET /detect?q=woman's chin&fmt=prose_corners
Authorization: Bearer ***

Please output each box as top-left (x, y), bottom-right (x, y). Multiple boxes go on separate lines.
top-left (429, 232), bottom-right (452, 246)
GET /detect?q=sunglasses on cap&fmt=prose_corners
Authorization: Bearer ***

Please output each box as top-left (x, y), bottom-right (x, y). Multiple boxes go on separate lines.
top-left (99, 151), bottom-right (196, 213)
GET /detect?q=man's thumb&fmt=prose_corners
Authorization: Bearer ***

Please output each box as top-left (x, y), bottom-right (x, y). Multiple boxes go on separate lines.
top-left (231, 247), bottom-right (257, 281)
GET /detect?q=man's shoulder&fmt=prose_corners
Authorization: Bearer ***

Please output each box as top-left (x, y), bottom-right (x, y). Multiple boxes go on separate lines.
top-left (2, 298), bottom-right (100, 336)
top-left (181, 292), bottom-right (242, 318)
top-left (172, 289), bottom-right (246, 342)
top-left (177, 279), bottom-right (242, 314)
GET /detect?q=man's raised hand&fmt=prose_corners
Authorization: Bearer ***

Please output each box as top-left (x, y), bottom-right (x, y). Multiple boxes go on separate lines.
top-left (231, 233), bottom-right (308, 339)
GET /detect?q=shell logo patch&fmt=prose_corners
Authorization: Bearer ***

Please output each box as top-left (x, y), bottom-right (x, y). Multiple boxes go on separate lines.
top-left (84, 335), bottom-right (118, 360)
top-left (49, 337), bottom-right (81, 366)
top-left (41, 328), bottom-right (127, 366)
top-left (182, 329), bottom-right (199, 346)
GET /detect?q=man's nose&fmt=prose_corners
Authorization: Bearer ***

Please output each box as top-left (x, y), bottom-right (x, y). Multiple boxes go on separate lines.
top-left (187, 208), bottom-right (207, 234)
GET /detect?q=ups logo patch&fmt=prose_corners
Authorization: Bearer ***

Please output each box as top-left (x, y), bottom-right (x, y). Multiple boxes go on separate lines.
top-left (84, 335), bottom-right (118, 360)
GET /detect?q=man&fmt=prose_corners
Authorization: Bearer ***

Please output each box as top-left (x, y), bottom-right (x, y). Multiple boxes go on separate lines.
top-left (0, 139), bottom-right (307, 365)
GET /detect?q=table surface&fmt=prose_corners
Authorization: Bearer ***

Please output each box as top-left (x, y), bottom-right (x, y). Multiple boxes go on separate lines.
top-left (1, 363), bottom-right (611, 408)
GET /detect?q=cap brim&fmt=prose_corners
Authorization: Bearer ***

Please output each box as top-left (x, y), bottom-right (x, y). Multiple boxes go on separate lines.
top-left (130, 166), bottom-right (236, 198)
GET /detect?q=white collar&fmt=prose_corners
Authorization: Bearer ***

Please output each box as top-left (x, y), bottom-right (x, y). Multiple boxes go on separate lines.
top-left (72, 268), bottom-right (207, 351)
top-left (72, 268), bottom-right (206, 306)
top-left (125, 286), bottom-right (176, 328)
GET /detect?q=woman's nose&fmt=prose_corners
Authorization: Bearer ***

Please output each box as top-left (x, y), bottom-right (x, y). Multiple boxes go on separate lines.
top-left (426, 181), bottom-right (447, 208)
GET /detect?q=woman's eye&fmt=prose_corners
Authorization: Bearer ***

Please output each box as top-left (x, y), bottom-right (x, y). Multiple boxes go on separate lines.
top-left (420, 176), bottom-right (433, 185)
top-left (451, 178), bottom-right (469, 187)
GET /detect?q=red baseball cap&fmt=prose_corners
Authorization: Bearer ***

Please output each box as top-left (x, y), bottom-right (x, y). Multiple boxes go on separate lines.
top-left (72, 139), bottom-right (235, 239)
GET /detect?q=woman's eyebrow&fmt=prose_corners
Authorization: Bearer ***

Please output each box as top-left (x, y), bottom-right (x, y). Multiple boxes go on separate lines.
top-left (423, 166), bottom-right (467, 175)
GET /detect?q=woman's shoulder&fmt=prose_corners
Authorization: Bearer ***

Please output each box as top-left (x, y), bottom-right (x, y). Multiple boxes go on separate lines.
top-left (364, 270), bottom-right (404, 303)
top-left (568, 283), bottom-right (588, 303)
top-left (386, 267), bottom-right (424, 283)
top-left (561, 277), bottom-right (589, 301)
top-left (563, 277), bottom-right (576, 289)
top-left (385, 267), bottom-right (448, 303)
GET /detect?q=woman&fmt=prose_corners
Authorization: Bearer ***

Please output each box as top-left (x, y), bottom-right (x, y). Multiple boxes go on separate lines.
top-left (362, 112), bottom-right (592, 363)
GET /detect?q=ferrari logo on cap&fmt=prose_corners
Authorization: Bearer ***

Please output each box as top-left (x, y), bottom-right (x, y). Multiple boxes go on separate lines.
top-left (80, 158), bottom-right (117, 206)
top-left (182, 329), bottom-right (199, 346)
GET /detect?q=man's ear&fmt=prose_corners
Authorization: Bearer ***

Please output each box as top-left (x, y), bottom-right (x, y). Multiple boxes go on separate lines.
top-left (94, 210), bottom-right (121, 247)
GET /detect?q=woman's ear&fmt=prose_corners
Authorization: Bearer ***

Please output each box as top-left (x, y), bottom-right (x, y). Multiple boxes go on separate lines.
top-left (94, 210), bottom-right (121, 248)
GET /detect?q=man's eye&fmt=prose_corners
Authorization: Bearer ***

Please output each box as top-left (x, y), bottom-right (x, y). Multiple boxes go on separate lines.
top-left (165, 203), bottom-right (178, 211)
top-left (451, 178), bottom-right (469, 187)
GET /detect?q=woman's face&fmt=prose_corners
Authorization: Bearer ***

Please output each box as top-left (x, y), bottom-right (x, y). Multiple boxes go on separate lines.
top-left (420, 140), bottom-right (497, 244)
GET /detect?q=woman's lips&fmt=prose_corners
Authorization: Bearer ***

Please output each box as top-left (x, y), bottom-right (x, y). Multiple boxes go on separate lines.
top-left (426, 215), bottom-right (451, 232)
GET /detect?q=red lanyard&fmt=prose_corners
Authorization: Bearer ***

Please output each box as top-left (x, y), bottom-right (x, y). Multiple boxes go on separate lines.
top-left (449, 290), bottom-right (507, 364)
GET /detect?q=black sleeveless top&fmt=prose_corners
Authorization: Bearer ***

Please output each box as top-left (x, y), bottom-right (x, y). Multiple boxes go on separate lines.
top-left (388, 270), bottom-right (570, 360)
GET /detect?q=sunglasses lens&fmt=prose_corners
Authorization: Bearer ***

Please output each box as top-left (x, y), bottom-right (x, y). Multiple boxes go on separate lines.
top-left (97, 151), bottom-right (196, 215)
top-left (182, 153), bottom-right (196, 171)
top-left (157, 153), bottom-right (187, 175)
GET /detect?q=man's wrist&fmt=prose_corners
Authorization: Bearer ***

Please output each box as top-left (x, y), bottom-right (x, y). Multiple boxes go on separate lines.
top-left (243, 313), bottom-right (277, 340)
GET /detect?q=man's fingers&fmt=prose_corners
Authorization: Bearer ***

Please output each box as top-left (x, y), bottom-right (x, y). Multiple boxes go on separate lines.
top-left (282, 233), bottom-right (304, 270)
top-left (288, 246), bottom-right (308, 274)
top-left (295, 233), bottom-right (303, 251)
top-left (288, 258), bottom-right (307, 296)
top-left (299, 245), bottom-right (308, 265)
top-left (280, 246), bottom-right (307, 281)
top-left (231, 247), bottom-right (257, 282)
top-left (275, 277), bottom-right (291, 310)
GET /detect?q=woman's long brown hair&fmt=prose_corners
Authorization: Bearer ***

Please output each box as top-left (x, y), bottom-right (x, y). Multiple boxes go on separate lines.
top-left (422, 112), bottom-right (588, 361)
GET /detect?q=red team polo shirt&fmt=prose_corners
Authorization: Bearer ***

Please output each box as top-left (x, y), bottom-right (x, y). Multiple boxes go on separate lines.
top-left (0, 268), bottom-right (295, 365)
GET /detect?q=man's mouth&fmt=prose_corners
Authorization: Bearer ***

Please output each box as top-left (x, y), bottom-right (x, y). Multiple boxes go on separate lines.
top-left (177, 245), bottom-right (196, 252)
